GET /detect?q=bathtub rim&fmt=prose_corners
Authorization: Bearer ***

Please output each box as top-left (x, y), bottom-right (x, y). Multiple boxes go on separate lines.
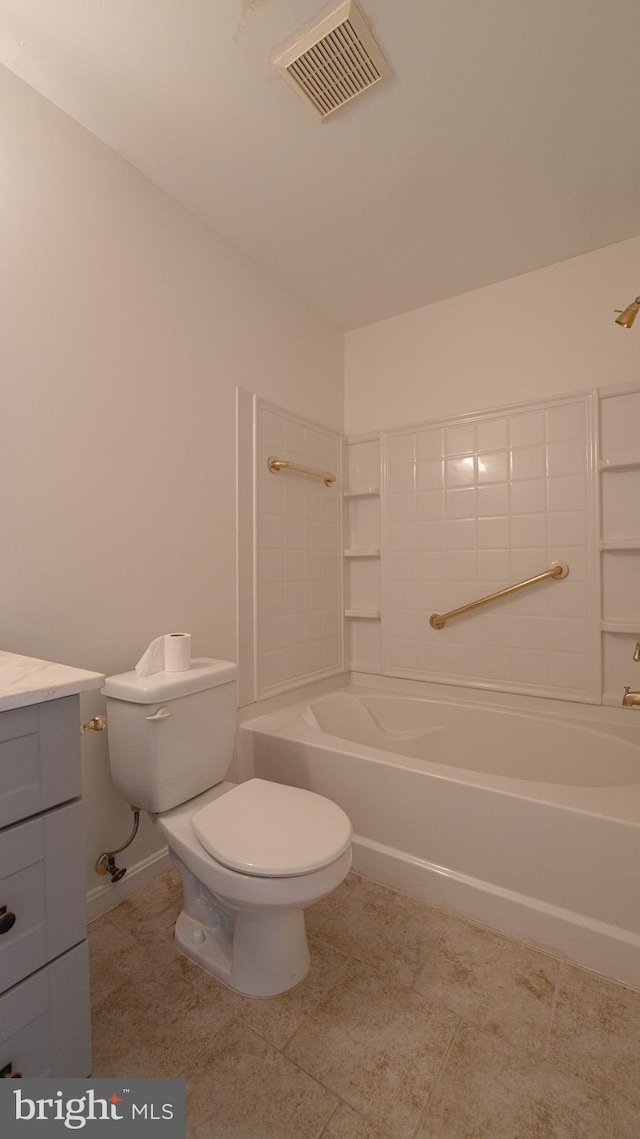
top-left (239, 683), bottom-right (640, 825)
top-left (239, 668), bottom-right (640, 741)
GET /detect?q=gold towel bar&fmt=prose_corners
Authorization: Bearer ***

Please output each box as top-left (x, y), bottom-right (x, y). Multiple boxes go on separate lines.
top-left (267, 456), bottom-right (336, 487)
top-left (429, 561), bottom-right (569, 629)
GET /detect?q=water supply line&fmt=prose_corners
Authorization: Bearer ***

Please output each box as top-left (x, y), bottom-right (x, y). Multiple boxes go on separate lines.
top-left (80, 710), bottom-right (140, 883)
top-left (95, 805), bottom-right (141, 883)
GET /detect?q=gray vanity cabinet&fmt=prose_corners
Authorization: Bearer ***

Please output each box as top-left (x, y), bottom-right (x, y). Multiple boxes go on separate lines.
top-left (0, 695), bottom-right (91, 1077)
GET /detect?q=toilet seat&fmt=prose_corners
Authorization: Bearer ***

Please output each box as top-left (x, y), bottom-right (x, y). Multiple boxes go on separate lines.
top-left (191, 778), bottom-right (352, 877)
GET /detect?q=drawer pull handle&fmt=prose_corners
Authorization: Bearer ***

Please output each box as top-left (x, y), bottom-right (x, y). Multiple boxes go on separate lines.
top-left (0, 1062), bottom-right (22, 1078)
top-left (0, 907), bottom-right (16, 935)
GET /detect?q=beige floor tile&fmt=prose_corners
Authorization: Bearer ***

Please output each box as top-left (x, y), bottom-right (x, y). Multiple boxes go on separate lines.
top-left (320, 1102), bottom-right (388, 1139)
top-left (89, 869), bottom-right (640, 1138)
top-left (285, 959), bottom-right (458, 1139)
top-left (88, 917), bottom-right (142, 1005)
top-left (414, 913), bottom-right (559, 1055)
top-left (222, 934), bottom-right (350, 1049)
top-left (91, 888), bottom-right (211, 1004)
top-left (186, 1018), bottom-right (336, 1139)
top-left (417, 1022), bottom-right (610, 1139)
top-left (547, 964), bottom-right (640, 1109)
top-left (311, 874), bottom-right (445, 986)
top-left (610, 1096), bottom-right (640, 1139)
top-left (92, 956), bottom-right (235, 1078)
top-left (116, 868), bottom-right (183, 935)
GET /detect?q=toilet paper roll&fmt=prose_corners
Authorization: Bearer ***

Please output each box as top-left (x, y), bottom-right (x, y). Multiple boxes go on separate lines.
top-left (164, 632), bottom-right (191, 672)
top-left (135, 635), bottom-right (165, 678)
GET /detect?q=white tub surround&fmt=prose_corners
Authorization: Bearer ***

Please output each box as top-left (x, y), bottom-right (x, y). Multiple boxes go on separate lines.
top-left (340, 381), bottom-right (640, 706)
top-left (381, 391), bottom-right (600, 702)
top-left (240, 681), bottom-right (640, 988)
top-left (237, 391), bottom-right (345, 705)
top-left (0, 651), bottom-right (103, 1077)
top-left (0, 651), bottom-right (103, 711)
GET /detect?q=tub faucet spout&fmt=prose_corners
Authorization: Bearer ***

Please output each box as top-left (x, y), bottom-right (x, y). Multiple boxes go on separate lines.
top-left (622, 687), bottom-right (640, 708)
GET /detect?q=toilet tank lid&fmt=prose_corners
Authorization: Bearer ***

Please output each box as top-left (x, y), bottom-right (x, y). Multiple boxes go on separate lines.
top-left (102, 658), bottom-right (237, 703)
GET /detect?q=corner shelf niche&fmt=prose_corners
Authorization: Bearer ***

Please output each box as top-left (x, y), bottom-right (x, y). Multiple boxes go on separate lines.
top-left (598, 457), bottom-right (640, 471)
top-left (344, 436), bottom-right (382, 672)
top-left (601, 621), bottom-right (640, 634)
top-left (600, 540), bottom-right (640, 551)
top-left (599, 386), bottom-right (640, 702)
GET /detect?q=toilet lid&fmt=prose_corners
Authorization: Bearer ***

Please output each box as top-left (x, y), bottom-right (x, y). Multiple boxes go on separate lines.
top-left (190, 779), bottom-right (352, 877)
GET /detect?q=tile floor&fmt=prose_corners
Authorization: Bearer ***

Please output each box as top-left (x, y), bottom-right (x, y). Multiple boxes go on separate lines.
top-left (89, 869), bottom-right (640, 1138)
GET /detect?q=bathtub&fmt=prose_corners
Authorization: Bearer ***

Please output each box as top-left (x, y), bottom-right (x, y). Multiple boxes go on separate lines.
top-left (239, 683), bottom-right (640, 987)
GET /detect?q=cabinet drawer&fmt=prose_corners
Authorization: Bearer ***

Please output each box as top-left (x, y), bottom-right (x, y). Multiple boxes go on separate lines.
top-left (0, 709), bottom-right (39, 827)
top-left (0, 801), bottom-right (86, 992)
top-left (0, 697), bottom-right (81, 828)
top-left (0, 941), bottom-right (91, 1077)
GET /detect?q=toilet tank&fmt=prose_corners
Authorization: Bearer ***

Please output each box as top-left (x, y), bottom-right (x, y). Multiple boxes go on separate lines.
top-left (102, 658), bottom-right (238, 812)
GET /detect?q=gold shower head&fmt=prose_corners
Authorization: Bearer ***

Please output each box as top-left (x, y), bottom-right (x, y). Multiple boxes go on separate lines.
top-left (614, 296), bottom-right (640, 328)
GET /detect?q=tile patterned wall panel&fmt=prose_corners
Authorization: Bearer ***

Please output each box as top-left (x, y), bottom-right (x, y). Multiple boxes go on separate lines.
top-left (256, 402), bottom-right (343, 697)
top-left (382, 396), bottom-right (598, 702)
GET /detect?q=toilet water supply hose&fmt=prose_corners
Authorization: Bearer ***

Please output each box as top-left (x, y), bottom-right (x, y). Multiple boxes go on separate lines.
top-left (81, 712), bottom-right (141, 884)
top-left (95, 805), bottom-right (141, 883)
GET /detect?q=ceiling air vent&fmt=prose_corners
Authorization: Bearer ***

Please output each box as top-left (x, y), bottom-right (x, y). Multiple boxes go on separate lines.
top-left (274, 1), bottom-right (391, 120)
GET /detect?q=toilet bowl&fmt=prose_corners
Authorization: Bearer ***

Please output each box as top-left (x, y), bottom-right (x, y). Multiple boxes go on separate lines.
top-left (158, 780), bottom-right (351, 995)
top-left (103, 659), bottom-right (352, 996)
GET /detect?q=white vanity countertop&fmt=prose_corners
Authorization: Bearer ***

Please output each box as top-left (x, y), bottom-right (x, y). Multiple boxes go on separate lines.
top-left (0, 651), bottom-right (104, 712)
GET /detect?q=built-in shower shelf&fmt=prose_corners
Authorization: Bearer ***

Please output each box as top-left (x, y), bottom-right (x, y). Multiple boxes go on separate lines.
top-left (600, 539), bottom-right (640, 550)
top-left (598, 457), bottom-right (640, 471)
top-left (343, 488), bottom-right (380, 498)
top-left (343, 548), bottom-right (380, 557)
top-left (345, 608), bottom-right (381, 619)
top-left (601, 621), bottom-right (640, 634)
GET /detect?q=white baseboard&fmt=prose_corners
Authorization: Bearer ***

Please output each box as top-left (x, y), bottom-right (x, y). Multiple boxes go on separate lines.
top-left (86, 847), bottom-right (172, 924)
top-left (353, 835), bottom-right (640, 990)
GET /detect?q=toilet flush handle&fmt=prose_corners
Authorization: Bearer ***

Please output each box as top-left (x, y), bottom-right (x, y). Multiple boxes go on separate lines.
top-left (145, 707), bottom-right (171, 722)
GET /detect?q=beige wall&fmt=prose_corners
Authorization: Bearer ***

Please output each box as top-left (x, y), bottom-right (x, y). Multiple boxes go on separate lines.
top-left (0, 65), bottom-right (344, 895)
top-left (345, 236), bottom-right (640, 435)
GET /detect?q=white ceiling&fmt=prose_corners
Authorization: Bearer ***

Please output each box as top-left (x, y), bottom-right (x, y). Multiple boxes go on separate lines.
top-left (1, 0), bottom-right (639, 329)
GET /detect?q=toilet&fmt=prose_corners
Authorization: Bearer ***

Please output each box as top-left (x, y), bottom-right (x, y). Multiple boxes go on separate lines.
top-left (102, 658), bottom-right (352, 996)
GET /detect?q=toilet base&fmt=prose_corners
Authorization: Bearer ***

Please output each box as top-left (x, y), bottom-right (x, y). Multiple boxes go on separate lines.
top-left (175, 907), bottom-right (311, 997)
top-left (170, 850), bottom-right (312, 996)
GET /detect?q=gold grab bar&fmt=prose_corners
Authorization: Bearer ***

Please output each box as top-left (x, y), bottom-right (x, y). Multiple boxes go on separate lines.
top-left (267, 456), bottom-right (336, 487)
top-left (429, 561), bottom-right (569, 629)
